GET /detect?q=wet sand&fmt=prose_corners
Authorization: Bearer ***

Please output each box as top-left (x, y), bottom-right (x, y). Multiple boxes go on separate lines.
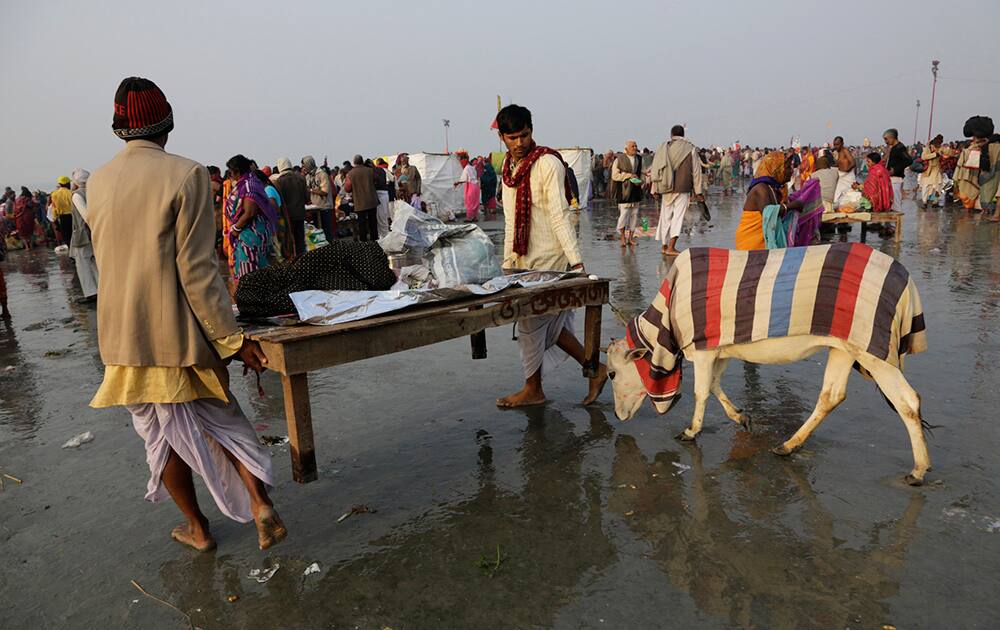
top-left (2, 187), bottom-right (1000, 628)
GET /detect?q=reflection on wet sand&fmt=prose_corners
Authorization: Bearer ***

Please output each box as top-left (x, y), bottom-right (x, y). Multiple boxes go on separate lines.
top-left (0, 317), bottom-right (43, 436)
top-left (609, 435), bottom-right (925, 628)
top-left (611, 248), bottom-right (644, 318)
top-left (156, 407), bottom-right (617, 628)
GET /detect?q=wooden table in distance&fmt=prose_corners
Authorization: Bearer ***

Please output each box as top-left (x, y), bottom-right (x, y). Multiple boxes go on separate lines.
top-left (246, 276), bottom-right (610, 483)
top-left (821, 212), bottom-right (903, 243)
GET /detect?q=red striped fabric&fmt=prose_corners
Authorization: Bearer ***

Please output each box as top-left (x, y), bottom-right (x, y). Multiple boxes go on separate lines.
top-left (704, 248), bottom-right (729, 348)
top-left (828, 243), bottom-right (873, 339)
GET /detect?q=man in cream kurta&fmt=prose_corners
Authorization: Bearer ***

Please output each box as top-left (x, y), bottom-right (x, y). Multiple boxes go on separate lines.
top-left (495, 103), bottom-right (607, 408)
top-left (88, 77), bottom-right (286, 553)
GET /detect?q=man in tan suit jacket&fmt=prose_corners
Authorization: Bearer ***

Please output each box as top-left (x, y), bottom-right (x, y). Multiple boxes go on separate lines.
top-left (88, 77), bottom-right (286, 552)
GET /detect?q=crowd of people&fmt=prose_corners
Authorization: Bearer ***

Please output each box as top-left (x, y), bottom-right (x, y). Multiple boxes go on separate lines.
top-left (589, 119), bottom-right (1000, 253)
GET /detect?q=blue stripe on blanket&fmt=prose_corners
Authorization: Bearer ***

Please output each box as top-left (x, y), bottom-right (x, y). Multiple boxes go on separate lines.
top-left (767, 246), bottom-right (808, 337)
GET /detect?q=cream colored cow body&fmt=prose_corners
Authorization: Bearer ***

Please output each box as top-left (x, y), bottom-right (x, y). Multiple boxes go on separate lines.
top-left (606, 334), bottom-right (930, 485)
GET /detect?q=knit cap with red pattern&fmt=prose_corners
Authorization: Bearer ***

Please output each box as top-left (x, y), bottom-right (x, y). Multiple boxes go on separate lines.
top-left (111, 77), bottom-right (174, 140)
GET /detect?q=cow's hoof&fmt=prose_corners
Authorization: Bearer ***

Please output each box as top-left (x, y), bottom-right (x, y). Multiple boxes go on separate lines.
top-left (675, 430), bottom-right (697, 442)
top-left (771, 444), bottom-right (796, 457)
top-left (738, 415), bottom-right (752, 432)
top-left (904, 474), bottom-right (925, 487)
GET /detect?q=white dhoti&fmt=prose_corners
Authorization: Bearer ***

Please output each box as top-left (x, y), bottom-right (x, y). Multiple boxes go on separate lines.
top-left (891, 176), bottom-right (904, 211)
top-left (834, 170), bottom-right (856, 206)
top-left (919, 174), bottom-right (945, 207)
top-left (517, 310), bottom-right (575, 379)
top-left (70, 244), bottom-right (99, 298)
top-left (128, 396), bottom-right (273, 523)
top-left (655, 193), bottom-right (690, 244)
top-left (376, 191), bottom-right (390, 238)
top-left (616, 203), bottom-right (639, 232)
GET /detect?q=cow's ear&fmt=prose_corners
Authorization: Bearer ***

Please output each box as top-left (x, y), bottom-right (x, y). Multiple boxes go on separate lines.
top-left (626, 347), bottom-right (649, 362)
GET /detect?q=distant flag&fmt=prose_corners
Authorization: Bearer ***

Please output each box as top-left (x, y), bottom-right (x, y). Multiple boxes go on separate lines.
top-left (490, 95), bottom-right (502, 130)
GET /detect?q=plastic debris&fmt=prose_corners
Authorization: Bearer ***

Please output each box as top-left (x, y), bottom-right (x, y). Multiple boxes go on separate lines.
top-left (303, 562), bottom-right (321, 576)
top-left (260, 435), bottom-right (289, 447)
top-left (671, 462), bottom-right (691, 472)
top-left (62, 432), bottom-right (94, 449)
top-left (248, 564), bottom-right (280, 583)
top-left (3, 366), bottom-right (14, 372)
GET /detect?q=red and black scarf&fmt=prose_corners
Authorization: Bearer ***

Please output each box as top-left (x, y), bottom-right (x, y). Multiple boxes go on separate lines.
top-left (501, 143), bottom-right (573, 256)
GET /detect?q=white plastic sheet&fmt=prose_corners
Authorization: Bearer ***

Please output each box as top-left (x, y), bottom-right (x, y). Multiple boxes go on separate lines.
top-left (290, 271), bottom-right (573, 326)
top-left (556, 148), bottom-right (594, 209)
top-left (379, 205), bottom-right (502, 287)
top-left (408, 153), bottom-right (465, 217)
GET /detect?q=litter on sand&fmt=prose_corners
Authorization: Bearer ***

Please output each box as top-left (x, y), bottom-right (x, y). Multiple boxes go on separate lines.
top-left (130, 580), bottom-right (194, 629)
top-left (260, 435), bottom-right (289, 447)
top-left (0, 472), bottom-right (22, 491)
top-left (248, 564), bottom-right (280, 583)
top-left (61, 432), bottom-right (94, 449)
top-left (337, 504), bottom-right (377, 522)
top-left (303, 562), bottom-right (321, 576)
top-left (671, 462), bottom-right (691, 472)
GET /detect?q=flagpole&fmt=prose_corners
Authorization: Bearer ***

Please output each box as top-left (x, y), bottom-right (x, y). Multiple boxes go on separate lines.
top-left (496, 95), bottom-right (504, 154)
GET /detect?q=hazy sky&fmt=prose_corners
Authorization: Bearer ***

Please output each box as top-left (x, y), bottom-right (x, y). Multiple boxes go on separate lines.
top-left (2, 0), bottom-right (998, 187)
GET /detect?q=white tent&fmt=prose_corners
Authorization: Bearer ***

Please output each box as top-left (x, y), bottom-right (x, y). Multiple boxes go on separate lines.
top-left (556, 148), bottom-right (594, 209)
top-left (408, 152), bottom-right (464, 218)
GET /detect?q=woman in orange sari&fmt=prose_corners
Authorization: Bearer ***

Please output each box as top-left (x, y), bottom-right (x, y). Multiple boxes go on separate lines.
top-left (735, 151), bottom-right (804, 249)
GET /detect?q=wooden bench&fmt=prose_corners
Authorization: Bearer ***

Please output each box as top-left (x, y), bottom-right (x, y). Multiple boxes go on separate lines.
top-left (821, 211), bottom-right (903, 243)
top-left (246, 276), bottom-right (610, 483)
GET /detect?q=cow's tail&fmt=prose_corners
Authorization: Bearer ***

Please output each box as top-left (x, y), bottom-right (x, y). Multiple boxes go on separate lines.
top-left (874, 378), bottom-right (937, 438)
top-left (915, 391), bottom-right (939, 437)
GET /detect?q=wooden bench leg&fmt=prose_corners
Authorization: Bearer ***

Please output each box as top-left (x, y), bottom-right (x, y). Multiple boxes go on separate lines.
top-left (469, 305), bottom-right (487, 359)
top-left (860, 222), bottom-right (868, 243)
top-left (583, 304), bottom-right (602, 378)
top-left (281, 373), bottom-right (317, 483)
top-left (895, 216), bottom-right (902, 243)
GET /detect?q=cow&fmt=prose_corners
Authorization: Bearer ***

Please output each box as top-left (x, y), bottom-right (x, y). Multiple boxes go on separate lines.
top-left (605, 243), bottom-right (930, 485)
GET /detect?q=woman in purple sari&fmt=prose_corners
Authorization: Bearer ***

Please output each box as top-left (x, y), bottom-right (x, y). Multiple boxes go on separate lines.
top-left (224, 155), bottom-right (278, 285)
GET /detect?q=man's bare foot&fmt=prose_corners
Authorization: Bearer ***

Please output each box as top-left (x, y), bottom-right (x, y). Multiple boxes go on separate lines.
top-left (496, 387), bottom-right (546, 408)
top-left (171, 523), bottom-right (216, 552)
top-left (582, 364), bottom-right (608, 406)
top-left (254, 505), bottom-right (287, 550)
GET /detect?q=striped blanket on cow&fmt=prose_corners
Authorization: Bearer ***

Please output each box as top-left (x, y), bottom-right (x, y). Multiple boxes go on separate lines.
top-left (627, 243), bottom-right (927, 412)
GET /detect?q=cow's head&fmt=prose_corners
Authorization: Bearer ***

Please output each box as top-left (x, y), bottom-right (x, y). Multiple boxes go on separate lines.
top-left (606, 337), bottom-right (651, 421)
